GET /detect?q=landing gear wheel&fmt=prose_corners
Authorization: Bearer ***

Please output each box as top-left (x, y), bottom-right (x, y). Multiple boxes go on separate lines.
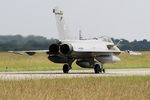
top-left (63, 64), bottom-right (70, 73)
top-left (94, 64), bottom-right (100, 74)
top-left (99, 68), bottom-right (102, 73)
top-left (102, 69), bottom-right (105, 73)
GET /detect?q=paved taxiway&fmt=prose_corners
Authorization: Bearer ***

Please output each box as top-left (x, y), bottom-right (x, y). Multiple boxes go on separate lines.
top-left (0, 68), bottom-right (150, 80)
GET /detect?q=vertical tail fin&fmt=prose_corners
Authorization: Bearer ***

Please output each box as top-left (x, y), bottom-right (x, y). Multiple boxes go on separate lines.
top-left (53, 7), bottom-right (73, 40)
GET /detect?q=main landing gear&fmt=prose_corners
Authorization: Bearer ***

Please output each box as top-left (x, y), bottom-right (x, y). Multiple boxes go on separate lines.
top-left (94, 64), bottom-right (105, 74)
top-left (63, 64), bottom-right (71, 73)
top-left (62, 60), bottom-right (105, 74)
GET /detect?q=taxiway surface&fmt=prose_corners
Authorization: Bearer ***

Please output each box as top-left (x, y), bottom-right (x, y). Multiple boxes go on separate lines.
top-left (0, 68), bottom-right (150, 80)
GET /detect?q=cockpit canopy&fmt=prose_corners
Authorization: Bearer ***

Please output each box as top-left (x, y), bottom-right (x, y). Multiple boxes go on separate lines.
top-left (99, 36), bottom-right (113, 43)
top-left (80, 36), bottom-right (113, 43)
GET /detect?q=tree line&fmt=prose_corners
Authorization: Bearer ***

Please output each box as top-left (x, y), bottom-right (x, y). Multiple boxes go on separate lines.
top-left (0, 35), bottom-right (58, 51)
top-left (112, 38), bottom-right (150, 51)
top-left (0, 35), bottom-right (149, 51)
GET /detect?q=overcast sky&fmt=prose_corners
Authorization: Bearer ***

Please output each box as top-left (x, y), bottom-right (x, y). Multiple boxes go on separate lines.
top-left (0, 0), bottom-right (150, 41)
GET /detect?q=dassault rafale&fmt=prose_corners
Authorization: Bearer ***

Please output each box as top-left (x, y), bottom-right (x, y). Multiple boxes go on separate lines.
top-left (10, 7), bottom-right (121, 74)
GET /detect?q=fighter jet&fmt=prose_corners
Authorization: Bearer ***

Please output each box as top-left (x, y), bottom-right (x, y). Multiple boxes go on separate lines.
top-left (10, 7), bottom-right (121, 74)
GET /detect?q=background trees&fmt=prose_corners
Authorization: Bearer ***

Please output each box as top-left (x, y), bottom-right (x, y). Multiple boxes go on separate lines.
top-left (0, 35), bottom-right (149, 51)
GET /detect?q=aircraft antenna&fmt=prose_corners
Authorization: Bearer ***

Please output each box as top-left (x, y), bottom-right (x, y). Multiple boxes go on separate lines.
top-left (79, 29), bottom-right (83, 40)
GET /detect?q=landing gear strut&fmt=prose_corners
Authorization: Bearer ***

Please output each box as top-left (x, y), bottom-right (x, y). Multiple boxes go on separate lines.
top-left (63, 64), bottom-right (71, 73)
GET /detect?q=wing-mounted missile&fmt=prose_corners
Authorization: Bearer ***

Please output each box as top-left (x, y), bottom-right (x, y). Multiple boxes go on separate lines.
top-left (8, 51), bottom-right (36, 56)
top-left (8, 51), bottom-right (24, 55)
top-left (25, 52), bottom-right (36, 56)
top-left (8, 50), bottom-right (49, 56)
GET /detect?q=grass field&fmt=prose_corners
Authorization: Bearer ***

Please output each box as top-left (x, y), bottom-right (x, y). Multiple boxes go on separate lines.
top-left (0, 76), bottom-right (149, 100)
top-left (0, 52), bottom-right (149, 71)
top-left (105, 51), bottom-right (150, 69)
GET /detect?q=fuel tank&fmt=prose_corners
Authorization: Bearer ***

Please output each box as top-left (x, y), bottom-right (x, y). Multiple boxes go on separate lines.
top-left (48, 55), bottom-right (67, 63)
top-left (76, 59), bottom-right (92, 68)
top-left (96, 54), bottom-right (120, 63)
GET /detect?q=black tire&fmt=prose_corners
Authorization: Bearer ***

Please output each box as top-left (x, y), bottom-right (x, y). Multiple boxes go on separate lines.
top-left (63, 64), bottom-right (70, 73)
top-left (94, 64), bottom-right (100, 74)
top-left (99, 68), bottom-right (102, 73)
top-left (102, 69), bottom-right (105, 73)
